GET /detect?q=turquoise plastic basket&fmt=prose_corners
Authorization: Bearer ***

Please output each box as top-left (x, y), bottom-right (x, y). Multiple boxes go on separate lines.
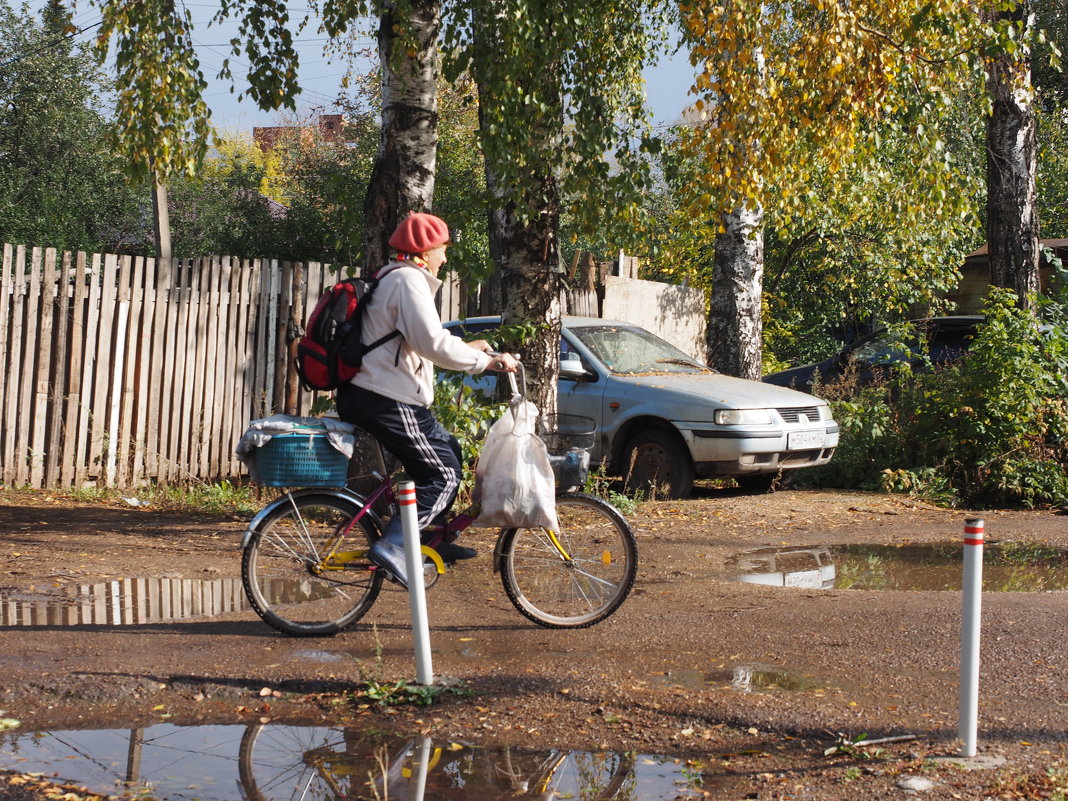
top-left (253, 432), bottom-right (349, 487)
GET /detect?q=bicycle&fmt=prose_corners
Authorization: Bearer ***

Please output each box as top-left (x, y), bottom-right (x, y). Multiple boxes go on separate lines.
top-left (240, 368), bottom-right (637, 636)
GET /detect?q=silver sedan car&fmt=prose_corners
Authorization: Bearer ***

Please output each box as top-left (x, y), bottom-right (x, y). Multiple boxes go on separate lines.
top-left (447, 316), bottom-right (840, 498)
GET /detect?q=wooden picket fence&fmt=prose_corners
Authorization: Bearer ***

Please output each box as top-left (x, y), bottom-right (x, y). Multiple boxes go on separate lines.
top-left (0, 244), bottom-right (431, 490)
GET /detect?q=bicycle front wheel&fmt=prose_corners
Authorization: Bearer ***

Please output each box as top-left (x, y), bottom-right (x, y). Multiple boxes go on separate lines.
top-left (499, 493), bottom-right (637, 628)
top-left (242, 494), bottom-right (383, 636)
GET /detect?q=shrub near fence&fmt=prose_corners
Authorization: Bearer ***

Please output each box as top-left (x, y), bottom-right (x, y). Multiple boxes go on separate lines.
top-left (0, 244), bottom-right (352, 489)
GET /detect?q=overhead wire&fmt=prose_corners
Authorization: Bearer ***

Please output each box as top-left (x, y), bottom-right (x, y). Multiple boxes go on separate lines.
top-left (6, 2), bottom-right (369, 115)
top-left (0, 19), bottom-right (101, 70)
top-left (178, 0), bottom-right (369, 113)
top-left (193, 36), bottom-right (352, 110)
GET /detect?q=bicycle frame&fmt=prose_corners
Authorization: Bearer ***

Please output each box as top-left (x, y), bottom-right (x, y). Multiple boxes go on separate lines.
top-left (242, 482), bottom-right (451, 577)
top-left (242, 441), bottom-right (452, 578)
top-left (242, 393), bottom-right (578, 583)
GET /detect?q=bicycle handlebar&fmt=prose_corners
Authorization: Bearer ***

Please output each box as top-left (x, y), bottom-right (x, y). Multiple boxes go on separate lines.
top-left (489, 352), bottom-right (526, 398)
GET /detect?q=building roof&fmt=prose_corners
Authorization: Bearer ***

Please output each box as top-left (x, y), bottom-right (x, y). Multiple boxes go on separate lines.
top-left (964, 239), bottom-right (1068, 264)
top-left (253, 114), bottom-right (350, 152)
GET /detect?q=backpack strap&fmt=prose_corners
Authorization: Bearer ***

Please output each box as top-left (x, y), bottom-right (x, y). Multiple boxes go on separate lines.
top-left (338, 268), bottom-right (403, 367)
top-left (365, 328), bottom-right (402, 353)
top-left (359, 270), bottom-right (401, 356)
top-left (361, 261), bottom-right (421, 355)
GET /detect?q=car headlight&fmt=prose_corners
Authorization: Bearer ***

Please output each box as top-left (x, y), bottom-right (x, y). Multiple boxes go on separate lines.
top-left (714, 409), bottom-right (772, 425)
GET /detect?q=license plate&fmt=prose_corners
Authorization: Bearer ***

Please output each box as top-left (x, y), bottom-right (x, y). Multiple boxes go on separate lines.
top-left (788, 429), bottom-right (825, 450)
top-left (784, 570), bottom-right (822, 588)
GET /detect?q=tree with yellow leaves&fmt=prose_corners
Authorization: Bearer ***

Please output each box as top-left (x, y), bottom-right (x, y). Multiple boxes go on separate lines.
top-left (678, 0), bottom-right (1057, 378)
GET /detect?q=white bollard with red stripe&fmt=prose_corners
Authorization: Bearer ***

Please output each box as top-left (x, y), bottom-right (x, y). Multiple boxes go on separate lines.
top-left (958, 518), bottom-right (984, 757)
top-left (398, 480), bottom-right (434, 685)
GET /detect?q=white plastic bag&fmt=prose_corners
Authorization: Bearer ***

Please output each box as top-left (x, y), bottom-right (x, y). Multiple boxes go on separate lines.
top-left (471, 399), bottom-right (559, 531)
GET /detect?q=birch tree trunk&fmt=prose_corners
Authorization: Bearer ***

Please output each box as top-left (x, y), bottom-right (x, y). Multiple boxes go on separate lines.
top-left (474, 13), bottom-right (563, 415)
top-left (704, 32), bottom-right (766, 382)
top-left (986, 0), bottom-right (1040, 307)
top-left (361, 0), bottom-right (441, 276)
top-left (483, 167), bottom-right (563, 415)
top-left (707, 204), bottom-right (764, 380)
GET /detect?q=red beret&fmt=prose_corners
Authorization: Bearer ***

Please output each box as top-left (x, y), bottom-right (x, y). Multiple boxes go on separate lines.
top-left (388, 213), bottom-right (450, 255)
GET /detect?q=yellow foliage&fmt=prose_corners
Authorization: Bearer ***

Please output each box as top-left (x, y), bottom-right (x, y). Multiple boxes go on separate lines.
top-left (676, 0), bottom-right (979, 220)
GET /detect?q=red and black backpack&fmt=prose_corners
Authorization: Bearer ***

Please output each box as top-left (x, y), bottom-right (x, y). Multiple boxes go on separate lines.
top-left (295, 273), bottom-right (400, 391)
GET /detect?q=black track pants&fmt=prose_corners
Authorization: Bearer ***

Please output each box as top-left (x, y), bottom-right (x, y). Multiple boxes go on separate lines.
top-left (337, 384), bottom-right (462, 528)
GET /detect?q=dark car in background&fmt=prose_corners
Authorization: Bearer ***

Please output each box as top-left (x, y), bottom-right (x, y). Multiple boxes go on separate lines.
top-left (763, 316), bottom-right (983, 394)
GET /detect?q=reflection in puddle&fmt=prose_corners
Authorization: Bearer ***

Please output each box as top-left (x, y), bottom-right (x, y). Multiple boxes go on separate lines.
top-left (0, 723), bottom-right (712, 800)
top-left (0, 577), bottom-right (249, 627)
top-left (653, 665), bottom-right (833, 693)
top-left (728, 542), bottom-right (1068, 592)
top-left (729, 547), bottom-right (836, 588)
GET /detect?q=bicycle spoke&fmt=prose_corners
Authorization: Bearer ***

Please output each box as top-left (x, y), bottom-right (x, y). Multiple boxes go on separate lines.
top-left (568, 568), bottom-right (619, 593)
top-left (260, 529), bottom-right (319, 566)
top-left (284, 493), bottom-right (322, 557)
top-left (239, 724), bottom-right (355, 801)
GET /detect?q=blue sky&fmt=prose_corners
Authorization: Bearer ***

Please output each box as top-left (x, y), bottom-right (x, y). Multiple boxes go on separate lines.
top-left (49, 2), bottom-right (695, 133)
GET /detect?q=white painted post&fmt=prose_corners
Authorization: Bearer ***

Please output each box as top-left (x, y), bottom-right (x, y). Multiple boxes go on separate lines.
top-left (398, 480), bottom-right (434, 685)
top-left (959, 518), bottom-right (984, 757)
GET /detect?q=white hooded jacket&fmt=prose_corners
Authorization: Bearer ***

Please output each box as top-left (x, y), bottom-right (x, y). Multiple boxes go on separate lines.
top-left (351, 261), bottom-right (491, 407)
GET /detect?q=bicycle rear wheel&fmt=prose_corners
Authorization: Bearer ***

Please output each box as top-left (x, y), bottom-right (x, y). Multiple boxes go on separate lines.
top-left (499, 493), bottom-right (637, 628)
top-left (242, 494), bottom-right (383, 636)
top-left (238, 723), bottom-right (352, 801)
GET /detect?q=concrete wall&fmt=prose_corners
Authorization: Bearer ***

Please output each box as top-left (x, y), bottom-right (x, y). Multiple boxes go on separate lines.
top-left (601, 275), bottom-right (708, 361)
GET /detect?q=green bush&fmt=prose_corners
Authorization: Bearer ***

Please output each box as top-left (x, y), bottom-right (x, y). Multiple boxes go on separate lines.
top-left (811, 394), bottom-right (905, 490)
top-left (430, 321), bottom-right (545, 503)
top-left (432, 371), bottom-right (507, 503)
top-left (807, 289), bottom-right (1068, 508)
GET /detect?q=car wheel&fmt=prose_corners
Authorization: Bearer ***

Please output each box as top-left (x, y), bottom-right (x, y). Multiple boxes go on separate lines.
top-left (622, 429), bottom-right (695, 499)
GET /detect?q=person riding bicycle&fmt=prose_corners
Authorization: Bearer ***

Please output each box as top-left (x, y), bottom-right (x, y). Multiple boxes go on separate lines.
top-left (336, 212), bottom-right (518, 589)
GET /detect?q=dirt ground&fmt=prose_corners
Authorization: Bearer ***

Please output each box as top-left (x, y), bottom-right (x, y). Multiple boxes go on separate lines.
top-left (1, 484), bottom-right (1067, 800)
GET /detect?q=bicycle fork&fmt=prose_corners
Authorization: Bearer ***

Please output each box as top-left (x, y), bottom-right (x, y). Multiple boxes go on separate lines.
top-left (491, 527), bottom-right (575, 574)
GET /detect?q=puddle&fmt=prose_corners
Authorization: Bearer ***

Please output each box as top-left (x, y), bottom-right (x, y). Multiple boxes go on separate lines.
top-left (0, 577), bottom-right (249, 627)
top-left (435, 638), bottom-right (484, 660)
top-left (726, 542), bottom-right (1068, 592)
top-left (652, 664), bottom-right (837, 693)
top-left (292, 649), bottom-right (348, 663)
top-left (0, 723), bottom-right (716, 800)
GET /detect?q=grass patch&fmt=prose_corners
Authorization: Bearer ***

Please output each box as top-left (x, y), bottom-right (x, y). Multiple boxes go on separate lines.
top-left (12, 481), bottom-right (262, 517)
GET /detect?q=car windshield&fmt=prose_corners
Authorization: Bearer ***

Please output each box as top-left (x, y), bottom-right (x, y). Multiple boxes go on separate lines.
top-left (569, 325), bottom-right (711, 375)
top-left (850, 330), bottom-right (921, 365)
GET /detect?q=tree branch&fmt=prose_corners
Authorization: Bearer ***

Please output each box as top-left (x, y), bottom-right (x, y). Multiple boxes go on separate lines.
top-left (855, 22), bottom-right (977, 65)
top-left (767, 227), bottom-right (820, 293)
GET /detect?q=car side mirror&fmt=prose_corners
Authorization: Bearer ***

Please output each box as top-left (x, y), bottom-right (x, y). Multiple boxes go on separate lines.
top-left (559, 355), bottom-right (588, 381)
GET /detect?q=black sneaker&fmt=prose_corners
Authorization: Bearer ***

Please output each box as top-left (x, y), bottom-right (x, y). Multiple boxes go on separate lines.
top-left (435, 542), bottom-right (477, 563)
